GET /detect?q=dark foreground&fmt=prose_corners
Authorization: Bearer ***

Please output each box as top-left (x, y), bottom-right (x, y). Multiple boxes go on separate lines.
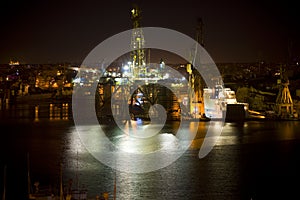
top-left (0, 102), bottom-right (300, 199)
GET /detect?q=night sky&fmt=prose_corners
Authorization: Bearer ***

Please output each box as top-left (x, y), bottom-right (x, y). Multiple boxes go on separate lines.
top-left (0, 0), bottom-right (299, 64)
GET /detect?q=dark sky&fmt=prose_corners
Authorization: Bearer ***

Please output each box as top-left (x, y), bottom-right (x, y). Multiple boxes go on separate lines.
top-left (0, 0), bottom-right (299, 64)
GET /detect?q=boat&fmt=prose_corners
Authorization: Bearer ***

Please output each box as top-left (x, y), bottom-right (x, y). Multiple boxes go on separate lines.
top-left (203, 85), bottom-right (248, 122)
top-left (27, 154), bottom-right (62, 200)
top-left (2, 165), bottom-right (6, 200)
top-left (129, 104), bottom-right (146, 120)
top-left (65, 181), bottom-right (88, 200)
top-left (128, 92), bottom-right (150, 121)
top-left (64, 151), bottom-right (88, 200)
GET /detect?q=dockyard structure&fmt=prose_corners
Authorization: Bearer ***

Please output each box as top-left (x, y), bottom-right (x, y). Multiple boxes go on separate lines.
top-left (274, 67), bottom-right (297, 119)
top-left (95, 4), bottom-right (189, 122)
top-left (4, 4), bottom-right (299, 122)
top-left (130, 4), bottom-right (147, 79)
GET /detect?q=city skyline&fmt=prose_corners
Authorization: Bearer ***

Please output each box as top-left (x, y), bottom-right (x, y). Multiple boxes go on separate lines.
top-left (0, 0), bottom-right (299, 64)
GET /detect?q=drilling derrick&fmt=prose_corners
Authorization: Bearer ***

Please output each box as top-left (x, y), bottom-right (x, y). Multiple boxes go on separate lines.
top-left (130, 4), bottom-right (146, 79)
top-left (195, 18), bottom-right (205, 116)
top-left (188, 18), bottom-right (205, 118)
top-left (275, 66), bottom-right (296, 119)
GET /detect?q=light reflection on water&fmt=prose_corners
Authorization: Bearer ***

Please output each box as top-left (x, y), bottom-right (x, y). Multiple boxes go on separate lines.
top-left (61, 118), bottom-right (300, 198)
top-left (62, 120), bottom-right (215, 198)
top-left (1, 103), bottom-right (300, 199)
top-left (0, 102), bottom-right (72, 121)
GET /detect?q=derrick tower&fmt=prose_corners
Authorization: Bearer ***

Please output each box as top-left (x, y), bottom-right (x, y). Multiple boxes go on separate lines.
top-left (195, 18), bottom-right (205, 116)
top-left (275, 66), bottom-right (294, 118)
top-left (130, 4), bottom-right (146, 79)
top-left (188, 18), bottom-right (205, 118)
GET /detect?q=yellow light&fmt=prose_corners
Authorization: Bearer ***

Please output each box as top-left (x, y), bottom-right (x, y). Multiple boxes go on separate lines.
top-left (187, 64), bottom-right (192, 74)
top-left (34, 106), bottom-right (39, 121)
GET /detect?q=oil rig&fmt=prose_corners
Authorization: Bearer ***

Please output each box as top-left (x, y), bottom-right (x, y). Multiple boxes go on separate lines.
top-left (95, 4), bottom-right (207, 122)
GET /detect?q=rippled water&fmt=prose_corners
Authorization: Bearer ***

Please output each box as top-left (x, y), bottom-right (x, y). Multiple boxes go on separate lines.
top-left (1, 102), bottom-right (300, 199)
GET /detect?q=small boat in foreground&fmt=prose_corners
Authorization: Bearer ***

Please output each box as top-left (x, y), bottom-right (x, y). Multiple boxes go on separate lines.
top-left (27, 154), bottom-right (62, 200)
top-left (2, 165), bottom-right (6, 200)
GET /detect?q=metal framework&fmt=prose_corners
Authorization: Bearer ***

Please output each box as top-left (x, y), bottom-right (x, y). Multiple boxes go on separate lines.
top-left (130, 4), bottom-right (146, 79)
top-left (275, 67), bottom-right (294, 117)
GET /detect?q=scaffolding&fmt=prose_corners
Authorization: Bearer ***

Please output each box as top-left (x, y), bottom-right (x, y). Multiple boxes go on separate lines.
top-left (275, 80), bottom-right (294, 118)
top-left (96, 4), bottom-right (191, 122)
top-left (130, 4), bottom-right (146, 79)
top-left (274, 66), bottom-right (297, 119)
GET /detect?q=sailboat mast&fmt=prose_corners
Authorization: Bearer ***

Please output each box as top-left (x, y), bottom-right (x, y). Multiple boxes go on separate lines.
top-left (60, 163), bottom-right (64, 200)
top-left (27, 153), bottom-right (32, 199)
top-left (2, 165), bottom-right (6, 200)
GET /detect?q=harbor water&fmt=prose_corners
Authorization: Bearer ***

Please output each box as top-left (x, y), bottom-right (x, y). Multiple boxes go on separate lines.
top-left (1, 100), bottom-right (300, 199)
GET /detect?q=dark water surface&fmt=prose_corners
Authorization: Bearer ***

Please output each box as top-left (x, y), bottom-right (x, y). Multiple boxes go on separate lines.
top-left (1, 102), bottom-right (300, 199)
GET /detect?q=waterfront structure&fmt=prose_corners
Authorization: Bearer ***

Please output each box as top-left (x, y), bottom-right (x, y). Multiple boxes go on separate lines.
top-left (187, 18), bottom-right (206, 118)
top-left (130, 4), bottom-right (146, 79)
top-left (96, 4), bottom-right (190, 122)
top-left (274, 66), bottom-right (299, 119)
top-left (203, 82), bottom-right (248, 121)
